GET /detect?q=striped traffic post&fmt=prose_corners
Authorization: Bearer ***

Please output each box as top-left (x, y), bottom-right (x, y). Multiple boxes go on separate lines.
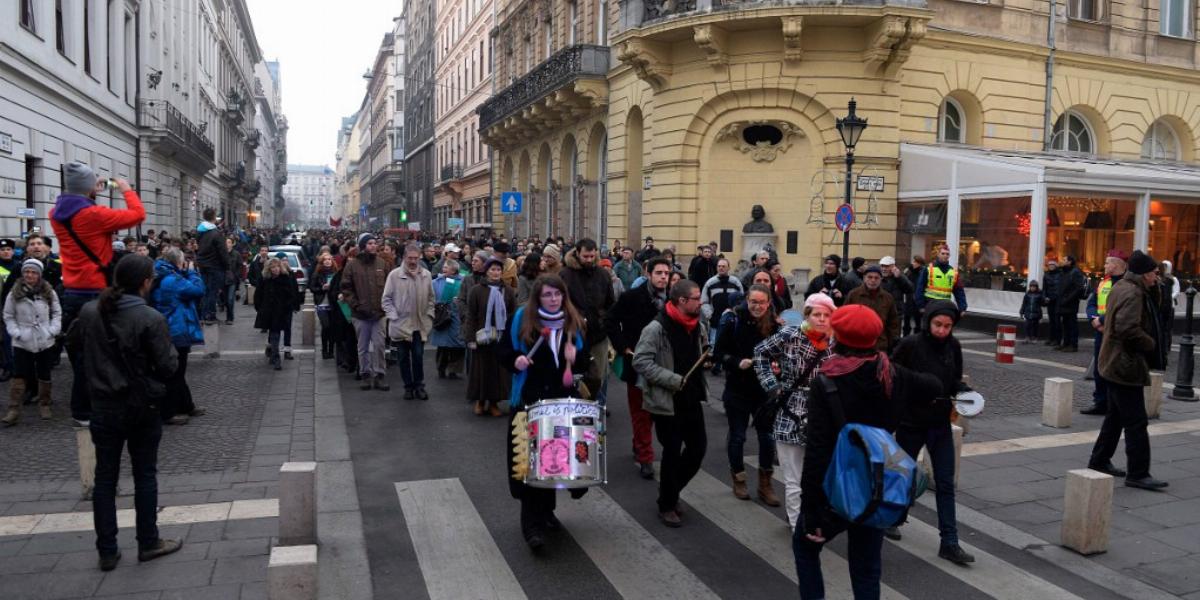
top-left (996, 324), bottom-right (1017, 363)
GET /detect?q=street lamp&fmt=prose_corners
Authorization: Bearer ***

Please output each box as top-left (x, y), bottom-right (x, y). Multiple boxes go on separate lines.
top-left (835, 98), bottom-right (868, 273)
top-left (1171, 282), bottom-right (1199, 401)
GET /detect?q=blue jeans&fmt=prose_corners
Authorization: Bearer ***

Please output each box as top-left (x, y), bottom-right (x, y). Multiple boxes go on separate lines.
top-left (62, 291), bottom-right (99, 421)
top-left (725, 401), bottom-right (775, 473)
top-left (223, 283), bottom-right (236, 322)
top-left (896, 424), bottom-right (959, 546)
top-left (200, 267), bottom-right (224, 321)
top-left (91, 406), bottom-right (163, 556)
top-left (794, 513), bottom-right (884, 599)
top-left (396, 331), bottom-right (425, 390)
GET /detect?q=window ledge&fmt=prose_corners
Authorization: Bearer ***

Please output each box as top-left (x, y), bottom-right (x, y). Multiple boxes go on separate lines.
top-left (21, 24), bottom-right (44, 41)
top-left (1066, 17), bottom-right (1108, 26)
top-left (1158, 32), bottom-right (1195, 42)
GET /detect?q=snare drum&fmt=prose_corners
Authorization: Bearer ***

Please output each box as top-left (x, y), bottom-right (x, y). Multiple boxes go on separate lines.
top-left (525, 397), bottom-right (607, 489)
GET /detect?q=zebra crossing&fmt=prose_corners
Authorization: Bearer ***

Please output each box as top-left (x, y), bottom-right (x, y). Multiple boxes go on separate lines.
top-left (388, 466), bottom-right (1137, 600)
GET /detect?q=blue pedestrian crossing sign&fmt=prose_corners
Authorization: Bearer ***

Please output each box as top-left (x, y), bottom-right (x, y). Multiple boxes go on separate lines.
top-left (501, 191), bottom-right (523, 213)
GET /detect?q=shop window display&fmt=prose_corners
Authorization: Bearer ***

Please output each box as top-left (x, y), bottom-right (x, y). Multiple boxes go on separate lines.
top-left (958, 197), bottom-right (1031, 292)
top-left (1149, 200), bottom-right (1200, 283)
top-left (897, 201), bottom-right (947, 265)
top-left (1046, 196), bottom-right (1136, 289)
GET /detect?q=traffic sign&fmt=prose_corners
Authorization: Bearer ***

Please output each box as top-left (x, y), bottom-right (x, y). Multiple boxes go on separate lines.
top-left (835, 204), bottom-right (855, 232)
top-left (16, 208), bottom-right (36, 219)
top-left (501, 191), bottom-right (523, 213)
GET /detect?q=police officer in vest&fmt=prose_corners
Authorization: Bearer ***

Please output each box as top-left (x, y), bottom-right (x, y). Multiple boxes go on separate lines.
top-left (0, 239), bottom-right (16, 381)
top-left (915, 245), bottom-right (968, 314)
top-left (1082, 250), bottom-right (1127, 415)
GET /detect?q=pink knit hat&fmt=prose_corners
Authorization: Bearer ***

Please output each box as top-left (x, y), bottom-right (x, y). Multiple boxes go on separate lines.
top-left (804, 292), bottom-right (836, 314)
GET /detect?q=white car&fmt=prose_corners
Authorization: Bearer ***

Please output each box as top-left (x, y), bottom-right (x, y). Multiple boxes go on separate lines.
top-left (267, 246), bottom-right (308, 288)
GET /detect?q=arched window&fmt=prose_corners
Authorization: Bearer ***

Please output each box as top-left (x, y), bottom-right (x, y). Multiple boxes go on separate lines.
top-left (938, 97), bottom-right (965, 144)
top-left (1051, 111), bottom-right (1095, 154)
top-left (1142, 120), bottom-right (1181, 161)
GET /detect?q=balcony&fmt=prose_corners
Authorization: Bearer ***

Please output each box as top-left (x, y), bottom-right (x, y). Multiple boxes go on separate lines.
top-left (440, 164), bottom-right (464, 183)
top-left (139, 100), bottom-right (215, 175)
top-left (246, 129), bottom-right (261, 149)
top-left (630, 0), bottom-right (927, 26)
top-left (478, 45), bottom-right (610, 148)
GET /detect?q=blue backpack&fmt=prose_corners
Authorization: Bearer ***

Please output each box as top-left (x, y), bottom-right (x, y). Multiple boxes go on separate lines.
top-left (815, 374), bottom-right (927, 529)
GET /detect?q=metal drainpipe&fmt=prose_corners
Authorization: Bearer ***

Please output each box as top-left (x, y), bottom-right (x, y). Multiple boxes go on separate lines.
top-left (490, 0), bottom-right (498, 239)
top-left (134, 5), bottom-right (143, 239)
top-left (1042, 0), bottom-right (1057, 151)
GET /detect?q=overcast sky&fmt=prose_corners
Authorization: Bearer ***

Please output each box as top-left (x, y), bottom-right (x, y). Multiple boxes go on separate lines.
top-left (247, 0), bottom-right (403, 168)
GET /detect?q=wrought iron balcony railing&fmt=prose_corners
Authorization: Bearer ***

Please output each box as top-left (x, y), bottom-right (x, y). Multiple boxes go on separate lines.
top-left (478, 44), bottom-right (610, 131)
top-left (139, 100), bottom-right (215, 167)
top-left (635, 0), bottom-right (927, 26)
top-left (440, 164), bottom-right (464, 183)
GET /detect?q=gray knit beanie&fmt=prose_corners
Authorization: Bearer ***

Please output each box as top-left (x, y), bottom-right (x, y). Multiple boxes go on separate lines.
top-left (64, 161), bottom-right (97, 195)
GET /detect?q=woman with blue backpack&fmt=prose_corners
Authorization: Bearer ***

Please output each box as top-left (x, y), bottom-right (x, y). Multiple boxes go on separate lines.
top-left (796, 304), bottom-right (942, 600)
top-left (498, 274), bottom-right (589, 551)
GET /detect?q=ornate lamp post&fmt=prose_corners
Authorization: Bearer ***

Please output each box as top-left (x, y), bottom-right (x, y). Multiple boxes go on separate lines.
top-left (1171, 282), bottom-right (1198, 401)
top-left (835, 99), bottom-right (868, 272)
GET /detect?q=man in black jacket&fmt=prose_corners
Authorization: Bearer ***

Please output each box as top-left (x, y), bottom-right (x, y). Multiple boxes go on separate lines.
top-left (635, 236), bottom-right (660, 264)
top-left (195, 208), bottom-right (228, 325)
top-left (605, 257), bottom-right (671, 480)
top-left (1042, 258), bottom-right (1063, 347)
top-left (687, 245), bottom-right (717, 286)
top-left (804, 255), bottom-right (856, 306)
top-left (560, 239), bottom-right (616, 400)
top-left (68, 255), bottom-right (182, 571)
top-left (1055, 255), bottom-right (1087, 352)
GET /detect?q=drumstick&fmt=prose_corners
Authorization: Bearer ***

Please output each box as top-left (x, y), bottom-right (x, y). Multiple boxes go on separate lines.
top-left (525, 327), bottom-right (551, 359)
top-left (680, 350), bottom-right (712, 387)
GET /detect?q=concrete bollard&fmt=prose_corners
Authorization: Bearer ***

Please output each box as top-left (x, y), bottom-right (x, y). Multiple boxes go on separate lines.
top-left (301, 308), bottom-right (316, 347)
top-left (1145, 371), bottom-right (1164, 419)
top-left (204, 322), bottom-right (221, 358)
top-left (246, 284), bottom-right (255, 305)
top-left (1061, 469), bottom-right (1113, 555)
top-left (76, 427), bottom-right (95, 500)
top-left (1042, 377), bottom-right (1073, 428)
top-left (279, 462), bottom-right (317, 545)
top-left (268, 545), bottom-right (318, 600)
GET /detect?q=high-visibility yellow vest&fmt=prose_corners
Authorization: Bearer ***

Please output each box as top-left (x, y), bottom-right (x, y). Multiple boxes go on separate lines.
top-left (1097, 277), bottom-right (1114, 316)
top-left (0, 264), bottom-right (10, 282)
top-left (925, 266), bottom-right (956, 300)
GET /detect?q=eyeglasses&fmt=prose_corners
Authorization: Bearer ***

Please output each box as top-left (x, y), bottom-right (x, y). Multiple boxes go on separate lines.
top-left (540, 290), bottom-right (563, 299)
top-left (684, 295), bottom-right (702, 303)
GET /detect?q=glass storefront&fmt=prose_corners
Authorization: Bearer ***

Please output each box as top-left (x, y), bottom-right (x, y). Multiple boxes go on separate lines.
top-left (1149, 199), bottom-right (1200, 283)
top-left (896, 201), bottom-right (947, 266)
top-left (958, 197), bottom-right (1030, 292)
top-left (1046, 196), bottom-right (1136, 283)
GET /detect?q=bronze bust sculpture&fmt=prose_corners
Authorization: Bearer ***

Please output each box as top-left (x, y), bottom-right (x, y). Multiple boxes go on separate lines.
top-left (742, 204), bottom-right (774, 233)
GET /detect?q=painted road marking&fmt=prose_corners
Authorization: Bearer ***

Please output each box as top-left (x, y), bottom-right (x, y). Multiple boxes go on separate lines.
top-left (962, 418), bottom-right (1200, 457)
top-left (394, 478), bottom-right (526, 600)
top-left (0, 498), bottom-right (278, 537)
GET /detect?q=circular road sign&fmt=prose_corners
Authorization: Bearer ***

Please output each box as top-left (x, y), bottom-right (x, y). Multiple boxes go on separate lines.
top-left (835, 204), bottom-right (855, 232)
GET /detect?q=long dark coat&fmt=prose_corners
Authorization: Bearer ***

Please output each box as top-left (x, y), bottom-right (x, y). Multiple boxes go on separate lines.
top-left (253, 274), bottom-right (300, 331)
top-left (463, 281), bottom-right (515, 402)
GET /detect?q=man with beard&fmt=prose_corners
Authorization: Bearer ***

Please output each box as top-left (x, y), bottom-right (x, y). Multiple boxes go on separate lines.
top-left (561, 239), bottom-right (616, 400)
top-left (633, 279), bottom-right (710, 527)
top-left (341, 234), bottom-right (390, 390)
top-left (804, 255), bottom-right (856, 306)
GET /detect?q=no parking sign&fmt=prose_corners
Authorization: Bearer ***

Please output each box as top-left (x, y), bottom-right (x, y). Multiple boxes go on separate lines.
top-left (835, 204), bottom-right (855, 232)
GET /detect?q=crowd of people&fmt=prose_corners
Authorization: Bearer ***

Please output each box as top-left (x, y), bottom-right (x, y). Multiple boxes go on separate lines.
top-left (0, 160), bottom-right (1175, 597)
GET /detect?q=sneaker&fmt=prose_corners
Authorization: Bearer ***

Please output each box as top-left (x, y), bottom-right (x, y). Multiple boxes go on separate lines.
top-left (659, 510), bottom-right (682, 528)
top-left (98, 551), bottom-right (121, 571)
top-left (638, 462), bottom-right (655, 480)
top-left (938, 544), bottom-right (976, 565)
top-left (415, 387), bottom-right (429, 400)
top-left (138, 539), bottom-right (183, 562)
top-left (1087, 461), bottom-right (1127, 478)
top-left (373, 376), bottom-right (390, 391)
top-left (72, 418), bottom-right (90, 427)
top-left (884, 526), bottom-right (902, 541)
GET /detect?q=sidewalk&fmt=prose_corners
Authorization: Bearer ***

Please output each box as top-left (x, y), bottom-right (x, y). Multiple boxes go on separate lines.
top-left (0, 307), bottom-right (315, 599)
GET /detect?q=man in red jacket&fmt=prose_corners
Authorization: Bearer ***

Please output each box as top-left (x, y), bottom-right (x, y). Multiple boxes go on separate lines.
top-left (50, 161), bottom-right (146, 426)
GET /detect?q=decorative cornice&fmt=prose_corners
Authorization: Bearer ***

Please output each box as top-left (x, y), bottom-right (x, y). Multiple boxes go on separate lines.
top-left (693, 24), bottom-right (729, 67)
top-left (616, 38), bottom-right (672, 92)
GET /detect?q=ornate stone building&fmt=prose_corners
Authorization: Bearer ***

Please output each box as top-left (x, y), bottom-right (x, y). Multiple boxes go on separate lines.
top-left (479, 0), bottom-right (612, 242)
top-left (404, 0), bottom-right (438, 230)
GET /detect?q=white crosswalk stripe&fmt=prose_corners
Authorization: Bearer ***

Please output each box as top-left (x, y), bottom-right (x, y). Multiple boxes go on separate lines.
top-left (394, 478), bottom-right (527, 600)
top-left (556, 486), bottom-right (722, 600)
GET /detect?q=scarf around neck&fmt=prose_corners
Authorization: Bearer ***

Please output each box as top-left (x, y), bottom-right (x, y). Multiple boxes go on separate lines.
top-left (484, 282), bottom-right (507, 334)
top-left (819, 352), bottom-right (893, 398)
top-left (665, 301), bottom-right (699, 334)
top-left (538, 307), bottom-right (566, 367)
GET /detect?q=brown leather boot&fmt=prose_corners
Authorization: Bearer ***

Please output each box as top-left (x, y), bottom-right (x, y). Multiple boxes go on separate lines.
top-left (37, 380), bottom-right (52, 420)
top-left (488, 402), bottom-right (503, 417)
top-left (2, 379), bottom-right (25, 426)
top-left (473, 401), bottom-right (484, 416)
top-left (731, 471), bottom-right (750, 500)
top-left (758, 470), bottom-right (781, 507)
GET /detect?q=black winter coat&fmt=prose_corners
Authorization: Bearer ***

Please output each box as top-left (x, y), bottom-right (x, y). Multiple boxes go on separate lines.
top-left (1042, 268), bottom-right (1063, 305)
top-left (604, 284), bottom-right (663, 383)
top-left (254, 274), bottom-right (301, 331)
top-left (890, 304), bottom-right (963, 429)
top-left (713, 304), bottom-right (777, 410)
top-left (804, 272), bottom-right (856, 306)
top-left (67, 294), bottom-right (178, 411)
top-left (1055, 266), bottom-right (1087, 315)
top-left (800, 357), bottom-right (942, 530)
top-left (561, 250), bottom-right (616, 344)
top-left (196, 229), bottom-right (228, 271)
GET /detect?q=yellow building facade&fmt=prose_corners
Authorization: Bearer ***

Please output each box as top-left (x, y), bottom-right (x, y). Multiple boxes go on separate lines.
top-left (483, 0), bottom-right (1200, 311)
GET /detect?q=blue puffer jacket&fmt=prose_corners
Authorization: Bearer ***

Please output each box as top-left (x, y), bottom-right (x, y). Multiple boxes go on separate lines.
top-left (151, 258), bottom-right (205, 348)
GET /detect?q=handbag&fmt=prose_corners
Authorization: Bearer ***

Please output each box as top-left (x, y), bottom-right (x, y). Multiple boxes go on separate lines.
top-left (433, 302), bottom-right (453, 331)
top-left (475, 327), bottom-right (501, 345)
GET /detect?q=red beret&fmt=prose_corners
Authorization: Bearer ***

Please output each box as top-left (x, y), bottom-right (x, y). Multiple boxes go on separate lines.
top-left (1106, 249), bottom-right (1129, 262)
top-left (831, 305), bottom-right (883, 350)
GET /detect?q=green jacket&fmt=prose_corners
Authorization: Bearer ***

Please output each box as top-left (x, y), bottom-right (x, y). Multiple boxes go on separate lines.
top-left (1098, 271), bottom-right (1165, 387)
top-left (632, 315), bottom-right (709, 416)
